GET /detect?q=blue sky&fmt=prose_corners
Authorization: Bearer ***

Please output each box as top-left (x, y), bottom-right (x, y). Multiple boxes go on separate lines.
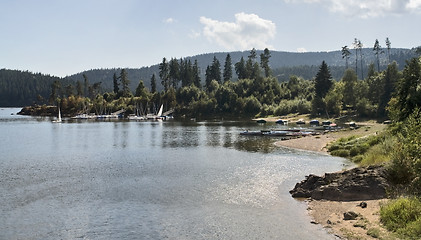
top-left (1, 0), bottom-right (420, 77)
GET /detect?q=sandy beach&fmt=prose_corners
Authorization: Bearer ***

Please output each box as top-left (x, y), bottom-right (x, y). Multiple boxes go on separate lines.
top-left (275, 122), bottom-right (393, 239)
top-left (307, 199), bottom-right (394, 239)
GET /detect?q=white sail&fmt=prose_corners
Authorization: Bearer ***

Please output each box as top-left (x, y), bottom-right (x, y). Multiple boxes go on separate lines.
top-left (157, 104), bottom-right (163, 117)
top-left (58, 107), bottom-right (62, 122)
top-left (53, 107), bottom-right (62, 123)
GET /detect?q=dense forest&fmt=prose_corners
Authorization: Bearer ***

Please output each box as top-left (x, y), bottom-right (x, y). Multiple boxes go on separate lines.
top-left (12, 41), bottom-right (420, 122)
top-left (1, 46), bottom-right (417, 107)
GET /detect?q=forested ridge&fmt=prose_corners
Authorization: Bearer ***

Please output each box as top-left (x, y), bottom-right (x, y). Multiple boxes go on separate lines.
top-left (1, 46), bottom-right (418, 108)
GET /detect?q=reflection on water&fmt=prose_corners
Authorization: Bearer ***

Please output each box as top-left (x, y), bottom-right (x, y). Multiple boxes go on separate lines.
top-left (0, 109), bottom-right (344, 240)
top-left (159, 121), bottom-right (280, 153)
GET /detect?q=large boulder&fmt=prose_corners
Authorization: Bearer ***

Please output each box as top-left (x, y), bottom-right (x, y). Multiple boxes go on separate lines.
top-left (290, 165), bottom-right (390, 201)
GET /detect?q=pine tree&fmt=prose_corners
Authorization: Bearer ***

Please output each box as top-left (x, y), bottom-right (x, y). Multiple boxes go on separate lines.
top-left (193, 59), bottom-right (201, 88)
top-left (341, 46), bottom-right (351, 69)
top-left (373, 39), bottom-right (383, 72)
top-left (135, 79), bottom-right (148, 98)
top-left (150, 73), bottom-right (157, 93)
top-left (210, 56), bottom-right (221, 83)
top-left (120, 69), bottom-right (131, 97)
top-left (223, 53), bottom-right (232, 83)
top-left (76, 80), bottom-right (83, 96)
top-left (260, 48), bottom-right (272, 77)
top-left (169, 58), bottom-right (180, 89)
top-left (159, 57), bottom-right (169, 91)
top-left (235, 57), bottom-right (246, 79)
top-left (113, 72), bottom-right (119, 95)
top-left (205, 65), bottom-right (212, 90)
top-left (385, 37), bottom-right (391, 64)
top-left (378, 62), bottom-right (398, 117)
top-left (83, 74), bottom-right (89, 97)
top-left (314, 61), bottom-right (333, 99)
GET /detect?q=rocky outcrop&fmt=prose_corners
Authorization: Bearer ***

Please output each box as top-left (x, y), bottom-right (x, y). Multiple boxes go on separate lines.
top-left (290, 165), bottom-right (390, 201)
top-left (18, 105), bottom-right (57, 116)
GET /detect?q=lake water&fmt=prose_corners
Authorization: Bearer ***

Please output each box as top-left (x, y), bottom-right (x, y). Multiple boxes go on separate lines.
top-left (0, 108), bottom-right (348, 239)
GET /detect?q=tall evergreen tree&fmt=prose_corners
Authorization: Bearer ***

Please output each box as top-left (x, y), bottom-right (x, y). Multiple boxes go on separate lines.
top-left (358, 40), bottom-right (364, 79)
top-left (135, 79), bottom-right (148, 98)
top-left (223, 53), bottom-right (233, 83)
top-left (113, 72), bottom-right (119, 95)
top-left (393, 58), bottom-right (421, 121)
top-left (353, 38), bottom-right (359, 76)
top-left (341, 69), bottom-right (358, 107)
top-left (76, 80), bottom-right (83, 96)
top-left (159, 57), bottom-right (169, 91)
top-left (235, 57), bottom-right (246, 79)
top-left (193, 59), bottom-right (201, 88)
top-left (385, 37), bottom-right (391, 64)
top-left (378, 62), bottom-right (398, 117)
top-left (373, 39), bottom-right (383, 72)
top-left (341, 46), bottom-right (351, 69)
top-left (169, 58), bottom-right (180, 89)
top-left (150, 73), bottom-right (157, 93)
top-left (210, 56), bottom-right (221, 83)
top-left (260, 48), bottom-right (272, 77)
top-left (205, 65), bottom-right (212, 91)
top-left (83, 74), bottom-right (89, 97)
top-left (49, 80), bottom-right (61, 104)
top-left (314, 61), bottom-right (333, 99)
top-left (120, 69), bottom-right (131, 97)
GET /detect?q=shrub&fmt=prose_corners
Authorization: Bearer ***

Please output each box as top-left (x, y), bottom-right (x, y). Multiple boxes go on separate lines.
top-left (349, 146), bottom-right (360, 156)
top-left (331, 149), bottom-right (350, 157)
top-left (366, 228), bottom-right (381, 238)
top-left (380, 197), bottom-right (421, 239)
top-left (387, 109), bottom-right (421, 192)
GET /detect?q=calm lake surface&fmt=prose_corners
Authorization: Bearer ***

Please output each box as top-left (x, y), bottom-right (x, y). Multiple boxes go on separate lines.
top-left (0, 108), bottom-right (348, 239)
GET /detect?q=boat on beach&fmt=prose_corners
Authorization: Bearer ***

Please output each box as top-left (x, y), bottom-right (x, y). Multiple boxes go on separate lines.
top-left (276, 119), bottom-right (288, 125)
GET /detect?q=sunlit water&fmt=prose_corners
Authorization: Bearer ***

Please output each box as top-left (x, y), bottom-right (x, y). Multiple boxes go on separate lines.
top-left (0, 108), bottom-right (348, 239)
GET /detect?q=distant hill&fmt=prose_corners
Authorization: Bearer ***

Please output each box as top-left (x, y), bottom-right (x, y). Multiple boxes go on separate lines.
top-left (1, 48), bottom-right (417, 106)
top-left (0, 69), bottom-right (71, 107)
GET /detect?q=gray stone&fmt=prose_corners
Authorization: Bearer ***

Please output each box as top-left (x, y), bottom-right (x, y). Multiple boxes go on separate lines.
top-left (343, 211), bottom-right (359, 220)
top-left (290, 165), bottom-right (390, 201)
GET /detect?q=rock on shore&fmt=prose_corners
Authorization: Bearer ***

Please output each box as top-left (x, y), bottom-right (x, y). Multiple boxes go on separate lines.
top-left (290, 165), bottom-right (390, 201)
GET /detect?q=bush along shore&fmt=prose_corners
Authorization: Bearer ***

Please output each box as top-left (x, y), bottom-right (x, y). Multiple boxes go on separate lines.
top-left (288, 109), bottom-right (421, 239)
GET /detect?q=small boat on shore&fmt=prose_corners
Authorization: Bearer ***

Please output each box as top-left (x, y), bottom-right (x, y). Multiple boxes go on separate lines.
top-left (276, 119), bottom-right (288, 125)
top-left (322, 120), bottom-right (332, 126)
top-left (256, 119), bottom-right (267, 124)
top-left (309, 119), bottom-right (320, 126)
top-left (296, 119), bottom-right (305, 125)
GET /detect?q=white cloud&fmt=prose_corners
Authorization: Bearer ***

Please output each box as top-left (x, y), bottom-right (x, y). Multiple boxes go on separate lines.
top-left (297, 47), bottom-right (307, 53)
top-left (285, 0), bottom-right (421, 18)
top-left (199, 12), bottom-right (276, 50)
top-left (189, 29), bottom-right (201, 39)
top-left (164, 18), bottom-right (175, 24)
top-left (407, 0), bottom-right (421, 11)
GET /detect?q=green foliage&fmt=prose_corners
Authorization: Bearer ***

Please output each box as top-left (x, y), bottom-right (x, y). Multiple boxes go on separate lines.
top-left (341, 69), bottom-right (358, 107)
top-left (314, 61), bottom-right (333, 99)
top-left (387, 109), bottom-right (421, 193)
top-left (328, 134), bottom-right (392, 164)
top-left (389, 57), bottom-right (421, 121)
top-left (380, 197), bottom-right (421, 239)
top-left (330, 149), bottom-right (350, 158)
top-left (366, 228), bottom-right (381, 238)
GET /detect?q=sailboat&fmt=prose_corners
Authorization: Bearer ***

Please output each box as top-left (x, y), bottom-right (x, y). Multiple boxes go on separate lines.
top-left (52, 107), bottom-right (62, 123)
top-left (146, 104), bottom-right (164, 120)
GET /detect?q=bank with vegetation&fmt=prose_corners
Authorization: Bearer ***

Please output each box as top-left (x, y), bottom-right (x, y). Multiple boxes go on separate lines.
top-left (320, 57), bottom-right (421, 238)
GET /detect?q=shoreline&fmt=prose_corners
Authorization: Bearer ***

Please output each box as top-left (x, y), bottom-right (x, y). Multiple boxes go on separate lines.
top-left (275, 122), bottom-right (393, 239)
